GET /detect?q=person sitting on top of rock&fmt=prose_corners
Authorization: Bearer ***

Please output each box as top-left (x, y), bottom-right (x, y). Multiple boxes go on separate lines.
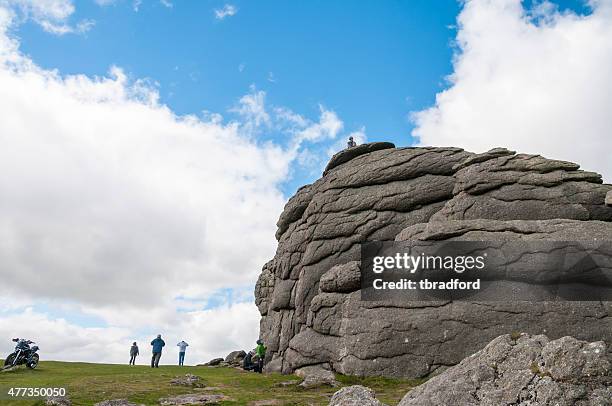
top-left (347, 136), bottom-right (357, 149)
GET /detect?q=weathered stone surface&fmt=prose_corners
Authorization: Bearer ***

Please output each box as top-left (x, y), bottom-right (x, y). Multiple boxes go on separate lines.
top-left (159, 393), bottom-right (230, 405)
top-left (607, 190), bottom-right (612, 206)
top-left (224, 350), bottom-right (246, 364)
top-left (295, 365), bottom-right (339, 389)
top-left (398, 334), bottom-right (611, 406)
top-left (319, 261), bottom-right (360, 293)
top-left (329, 385), bottom-right (387, 406)
top-left (323, 142), bottom-right (396, 175)
top-left (256, 144), bottom-right (612, 377)
top-left (204, 357), bottom-right (223, 366)
top-left (432, 152), bottom-right (611, 223)
top-left (170, 374), bottom-right (205, 388)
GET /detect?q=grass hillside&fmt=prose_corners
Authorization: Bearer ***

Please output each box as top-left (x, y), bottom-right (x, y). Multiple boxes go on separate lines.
top-left (0, 361), bottom-right (424, 405)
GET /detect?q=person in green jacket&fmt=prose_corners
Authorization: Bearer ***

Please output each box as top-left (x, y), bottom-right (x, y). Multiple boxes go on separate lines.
top-left (255, 339), bottom-right (266, 374)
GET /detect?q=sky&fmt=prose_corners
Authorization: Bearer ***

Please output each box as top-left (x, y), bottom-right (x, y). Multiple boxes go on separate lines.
top-left (0, 0), bottom-right (611, 365)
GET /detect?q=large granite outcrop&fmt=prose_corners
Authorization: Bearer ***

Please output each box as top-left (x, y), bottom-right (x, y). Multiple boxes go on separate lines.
top-left (255, 144), bottom-right (612, 378)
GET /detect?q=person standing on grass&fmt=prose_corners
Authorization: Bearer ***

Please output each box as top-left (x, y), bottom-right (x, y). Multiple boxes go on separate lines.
top-left (150, 334), bottom-right (165, 368)
top-left (255, 339), bottom-right (266, 373)
top-left (177, 340), bottom-right (189, 366)
top-left (129, 342), bottom-right (139, 365)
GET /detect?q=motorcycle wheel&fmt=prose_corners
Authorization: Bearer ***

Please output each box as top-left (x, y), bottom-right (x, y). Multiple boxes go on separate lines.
top-left (26, 354), bottom-right (39, 369)
top-left (4, 353), bottom-right (16, 366)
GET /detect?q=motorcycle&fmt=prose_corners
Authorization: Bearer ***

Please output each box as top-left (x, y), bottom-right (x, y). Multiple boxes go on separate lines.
top-left (4, 338), bottom-right (40, 369)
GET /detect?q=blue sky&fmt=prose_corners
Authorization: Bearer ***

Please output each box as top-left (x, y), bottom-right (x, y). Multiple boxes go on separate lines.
top-left (1, 0), bottom-right (610, 364)
top-left (15, 0), bottom-right (464, 195)
top-left (14, 0), bottom-right (591, 195)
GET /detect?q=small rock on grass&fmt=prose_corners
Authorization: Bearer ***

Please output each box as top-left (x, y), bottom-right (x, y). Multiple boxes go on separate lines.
top-left (158, 393), bottom-right (230, 405)
top-left (329, 385), bottom-right (388, 406)
top-left (295, 365), bottom-right (339, 389)
top-left (170, 373), bottom-right (205, 387)
top-left (94, 400), bottom-right (145, 406)
top-left (46, 396), bottom-right (72, 406)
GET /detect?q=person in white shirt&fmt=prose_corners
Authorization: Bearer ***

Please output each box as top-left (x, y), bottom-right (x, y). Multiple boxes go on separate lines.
top-left (177, 340), bottom-right (189, 366)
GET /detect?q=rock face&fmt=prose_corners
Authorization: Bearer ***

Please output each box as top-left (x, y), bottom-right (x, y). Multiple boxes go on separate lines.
top-left (255, 145), bottom-right (612, 378)
top-left (329, 385), bottom-right (387, 406)
top-left (398, 334), bottom-right (611, 406)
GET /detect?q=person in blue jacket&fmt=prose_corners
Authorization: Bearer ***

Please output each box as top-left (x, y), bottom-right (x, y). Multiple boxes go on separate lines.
top-left (150, 334), bottom-right (165, 368)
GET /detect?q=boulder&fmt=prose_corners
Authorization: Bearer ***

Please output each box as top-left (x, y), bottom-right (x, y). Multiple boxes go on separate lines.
top-left (329, 385), bottom-right (387, 406)
top-left (606, 190), bottom-right (612, 206)
top-left (295, 365), bottom-right (339, 388)
top-left (255, 145), bottom-right (612, 377)
top-left (170, 373), bottom-right (205, 387)
top-left (94, 400), bottom-right (144, 406)
top-left (224, 350), bottom-right (246, 365)
top-left (398, 334), bottom-right (611, 406)
top-left (204, 357), bottom-right (224, 366)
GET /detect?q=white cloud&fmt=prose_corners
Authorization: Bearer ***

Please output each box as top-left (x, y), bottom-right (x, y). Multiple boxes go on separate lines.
top-left (214, 4), bottom-right (237, 20)
top-left (294, 106), bottom-right (343, 143)
top-left (411, 0), bottom-right (612, 182)
top-left (0, 302), bottom-right (260, 364)
top-left (0, 59), bottom-right (288, 309)
top-left (2, 0), bottom-right (93, 35)
top-left (231, 85), bottom-right (271, 130)
top-left (160, 0), bottom-right (172, 8)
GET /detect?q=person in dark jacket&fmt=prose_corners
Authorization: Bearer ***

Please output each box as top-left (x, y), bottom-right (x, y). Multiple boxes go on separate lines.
top-left (347, 136), bottom-right (357, 148)
top-left (129, 342), bottom-right (139, 365)
top-left (242, 350), bottom-right (259, 372)
top-left (150, 334), bottom-right (165, 368)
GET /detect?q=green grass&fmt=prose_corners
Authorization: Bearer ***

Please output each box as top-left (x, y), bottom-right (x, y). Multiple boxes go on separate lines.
top-left (0, 361), bottom-right (423, 406)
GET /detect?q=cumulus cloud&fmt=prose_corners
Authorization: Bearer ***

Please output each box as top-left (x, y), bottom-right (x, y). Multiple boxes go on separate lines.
top-left (2, 0), bottom-right (93, 35)
top-left (231, 85), bottom-right (271, 130)
top-left (214, 4), bottom-right (237, 20)
top-left (0, 303), bottom-right (260, 365)
top-left (411, 0), bottom-right (612, 181)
